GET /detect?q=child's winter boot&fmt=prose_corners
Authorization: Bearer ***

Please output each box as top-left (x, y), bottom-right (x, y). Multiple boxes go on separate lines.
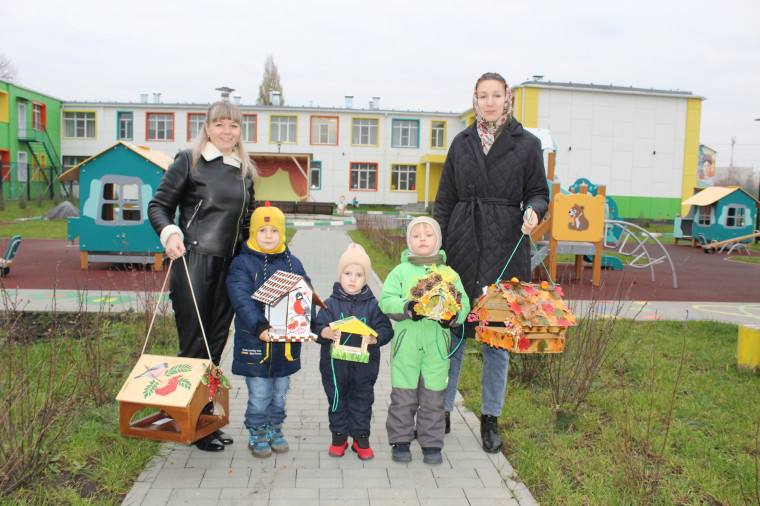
top-left (329, 432), bottom-right (348, 457)
top-left (267, 423), bottom-right (289, 453)
top-left (351, 433), bottom-right (374, 460)
top-left (248, 425), bottom-right (271, 458)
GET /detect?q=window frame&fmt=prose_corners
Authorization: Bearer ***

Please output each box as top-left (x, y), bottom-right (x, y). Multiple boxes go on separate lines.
top-left (242, 114), bottom-right (257, 143)
top-left (350, 162), bottom-right (378, 191)
top-left (187, 113), bottom-right (206, 141)
top-left (95, 175), bottom-right (146, 226)
top-left (145, 112), bottom-right (175, 141)
top-left (391, 118), bottom-right (420, 148)
top-left (117, 111), bottom-right (133, 141)
top-left (697, 206), bottom-right (712, 226)
top-left (310, 160), bottom-right (322, 190)
top-left (310, 115), bottom-right (339, 146)
top-left (32, 102), bottom-right (47, 130)
top-left (430, 120), bottom-right (447, 149)
top-left (63, 111), bottom-right (97, 139)
top-left (269, 115), bottom-right (298, 144)
top-left (725, 204), bottom-right (747, 228)
top-left (351, 117), bottom-right (379, 147)
top-left (390, 163), bottom-right (417, 192)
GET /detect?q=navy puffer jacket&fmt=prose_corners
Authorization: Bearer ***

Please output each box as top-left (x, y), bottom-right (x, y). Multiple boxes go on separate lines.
top-left (226, 243), bottom-right (309, 377)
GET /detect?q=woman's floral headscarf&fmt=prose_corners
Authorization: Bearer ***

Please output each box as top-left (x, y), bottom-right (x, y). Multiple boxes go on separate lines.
top-left (473, 74), bottom-right (513, 154)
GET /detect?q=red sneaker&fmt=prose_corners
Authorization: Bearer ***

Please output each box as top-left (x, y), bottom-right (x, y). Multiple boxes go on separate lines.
top-left (351, 435), bottom-right (374, 460)
top-left (329, 440), bottom-right (348, 457)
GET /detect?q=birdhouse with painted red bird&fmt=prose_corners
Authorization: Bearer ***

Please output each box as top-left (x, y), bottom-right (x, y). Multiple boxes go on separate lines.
top-left (252, 270), bottom-right (326, 342)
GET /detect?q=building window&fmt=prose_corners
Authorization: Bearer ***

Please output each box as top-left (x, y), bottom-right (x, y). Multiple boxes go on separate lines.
top-left (117, 112), bottom-right (133, 140)
top-left (310, 161), bottom-right (322, 190)
top-left (187, 113), bottom-right (206, 141)
top-left (32, 102), bottom-right (46, 130)
top-left (725, 205), bottom-right (747, 228)
top-left (146, 112), bottom-right (174, 141)
top-left (392, 119), bottom-right (419, 148)
top-left (310, 116), bottom-right (338, 145)
top-left (391, 164), bottom-right (417, 191)
top-left (350, 162), bottom-right (378, 191)
top-left (63, 156), bottom-right (88, 171)
top-left (431, 121), bottom-right (446, 148)
top-left (270, 115), bottom-right (297, 143)
top-left (242, 114), bottom-right (257, 142)
top-left (97, 176), bottom-right (145, 225)
top-left (0, 150), bottom-right (10, 182)
top-left (697, 206), bottom-right (712, 226)
top-left (64, 111), bottom-right (96, 139)
top-left (351, 118), bottom-right (378, 146)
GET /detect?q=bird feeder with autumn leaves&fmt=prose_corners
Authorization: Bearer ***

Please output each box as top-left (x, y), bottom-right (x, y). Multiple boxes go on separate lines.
top-left (251, 270), bottom-right (326, 342)
top-left (469, 278), bottom-right (576, 353)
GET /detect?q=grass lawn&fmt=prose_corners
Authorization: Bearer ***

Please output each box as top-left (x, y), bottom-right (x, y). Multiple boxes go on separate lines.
top-left (0, 199), bottom-right (72, 239)
top-left (350, 227), bottom-right (760, 505)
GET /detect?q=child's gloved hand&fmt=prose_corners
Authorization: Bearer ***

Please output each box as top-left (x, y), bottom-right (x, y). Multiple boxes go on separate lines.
top-left (256, 321), bottom-right (273, 341)
top-left (404, 301), bottom-right (425, 321)
top-left (437, 313), bottom-right (460, 329)
top-left (321, 327), bottom-right (341, 341)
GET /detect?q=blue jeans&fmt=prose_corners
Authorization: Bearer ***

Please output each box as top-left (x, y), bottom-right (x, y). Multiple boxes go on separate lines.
top-left (244, 376), bottom-right (290, 428)
top-left (444, 339), bottom-right (509, 416)
top-left (481, 344), bottom-right (509, 416)
top-left (444, 335), bottom-right (466, 412)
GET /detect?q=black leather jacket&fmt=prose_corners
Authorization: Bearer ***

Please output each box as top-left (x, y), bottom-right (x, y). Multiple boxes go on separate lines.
top-left (148, 149), bottom-right (255, 259)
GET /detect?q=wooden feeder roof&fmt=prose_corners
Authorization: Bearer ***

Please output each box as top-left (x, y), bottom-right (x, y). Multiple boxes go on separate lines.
top-left (476, 281), bottom-right (577, 330)
top-left (329, 316), bottom-right (378, 337)
top-left (252, 270), bottom-right (326, 308)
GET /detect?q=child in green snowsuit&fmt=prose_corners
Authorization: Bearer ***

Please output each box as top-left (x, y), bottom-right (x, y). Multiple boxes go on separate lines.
top-left (378, 216), bottom-right (470, 465)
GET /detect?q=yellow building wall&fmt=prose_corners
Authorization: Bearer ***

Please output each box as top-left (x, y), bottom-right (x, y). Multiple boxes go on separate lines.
top-left (520, 87), bottom-right (539, 128)
top-left (681, 98), bottom-right (702, 215)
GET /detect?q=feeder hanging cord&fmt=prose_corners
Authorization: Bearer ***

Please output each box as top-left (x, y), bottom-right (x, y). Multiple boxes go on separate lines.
top-left (330, 312), bottom-right (368, 413)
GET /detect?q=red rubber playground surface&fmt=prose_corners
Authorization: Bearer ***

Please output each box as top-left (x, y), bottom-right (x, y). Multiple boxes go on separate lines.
top-left (1, 238), bottom-right (758, 303)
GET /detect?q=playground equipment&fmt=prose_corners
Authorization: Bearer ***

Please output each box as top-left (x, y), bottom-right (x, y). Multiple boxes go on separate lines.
top-left (701, 231), bottom-right (759, 255)
top-left (679, 186), bottom-right (759, 248)
top-left (530, 156), bottom-right (677, 288)
top-left (0, 235), bottom-right (22, 276)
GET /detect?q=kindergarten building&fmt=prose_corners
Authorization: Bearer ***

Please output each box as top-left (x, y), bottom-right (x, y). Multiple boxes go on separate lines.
top-left (0, 80), bottom-right (63, 200)
top-left (60, 94), bottom-right (464, 209)
top-left (57, 80), bottom-right (706, 220)
top-left (509, 79), bottom-right (705, 219)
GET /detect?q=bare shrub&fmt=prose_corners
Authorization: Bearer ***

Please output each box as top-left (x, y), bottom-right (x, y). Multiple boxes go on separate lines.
top-left (355, 213), bottom-right (406, 260)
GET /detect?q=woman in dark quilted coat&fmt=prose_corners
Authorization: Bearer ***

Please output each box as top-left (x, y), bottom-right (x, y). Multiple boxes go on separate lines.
top-left (433, 72), bottom-right (550, 454)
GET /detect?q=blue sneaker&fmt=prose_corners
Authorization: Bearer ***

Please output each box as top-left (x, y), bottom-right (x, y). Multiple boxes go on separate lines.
top-left (391, 443), bottom-right (412, 463)
top-left (422, 448), bottom-right (442, 465)
top-left (248, 425), bottom-right (271, 458)
top-left (267, 423), bottom-right (289, 453)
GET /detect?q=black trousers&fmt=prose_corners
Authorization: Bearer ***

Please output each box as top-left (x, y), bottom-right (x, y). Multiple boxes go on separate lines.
top-left (169, 251), bottom-right (234, 365)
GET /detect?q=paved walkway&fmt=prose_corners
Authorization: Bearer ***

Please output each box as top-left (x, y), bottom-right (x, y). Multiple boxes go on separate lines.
top-left (122, 227), bottom-right (534, 505)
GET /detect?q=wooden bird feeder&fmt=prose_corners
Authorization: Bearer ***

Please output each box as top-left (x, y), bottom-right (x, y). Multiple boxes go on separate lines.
top-left (470, 279), bottom-right (576, 354)
top-left (116, 354), bottom-right (229, 444)
top-left (252, 270), bottom-right (326, 342)
top-left (328, 316), bottom-right (377, 363)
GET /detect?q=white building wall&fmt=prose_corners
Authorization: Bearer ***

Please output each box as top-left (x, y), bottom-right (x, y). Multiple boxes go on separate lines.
top-left (536, 89), bottom-right (687, 200)
top-left (61, 102), bottom-right (464, 206)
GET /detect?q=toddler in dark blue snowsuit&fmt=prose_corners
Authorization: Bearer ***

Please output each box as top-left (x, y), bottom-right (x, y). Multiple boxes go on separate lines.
top-left (312, 243), bottom-right (393, 459)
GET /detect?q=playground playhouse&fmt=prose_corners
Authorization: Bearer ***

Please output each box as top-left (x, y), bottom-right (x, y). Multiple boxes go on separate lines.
top-left (58, 141), bottom-right (172, 270)
top-left (675, 186), bottom-right (759, 247)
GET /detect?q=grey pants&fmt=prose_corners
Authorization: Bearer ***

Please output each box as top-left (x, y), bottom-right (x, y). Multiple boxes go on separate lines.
top-left (386, 376), bottom-right (445, 450)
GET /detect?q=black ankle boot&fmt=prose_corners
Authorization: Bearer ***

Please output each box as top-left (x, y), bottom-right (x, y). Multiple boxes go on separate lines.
top-left (480, 414), bottom-right (503, 453)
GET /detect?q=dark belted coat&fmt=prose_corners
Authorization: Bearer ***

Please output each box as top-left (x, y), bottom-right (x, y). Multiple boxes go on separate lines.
top-left (433, 119), bottom-right (550, 305)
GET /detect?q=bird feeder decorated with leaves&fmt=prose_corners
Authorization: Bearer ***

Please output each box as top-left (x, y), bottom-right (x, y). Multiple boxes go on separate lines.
top-left (116, 354), bottom-right (230, 444)
top-left (469, 278), bottom-right (576, 353)
top-left (409, 265), bottom-right (463, 320)
top-left (251, 270), bottom-right (326, 342)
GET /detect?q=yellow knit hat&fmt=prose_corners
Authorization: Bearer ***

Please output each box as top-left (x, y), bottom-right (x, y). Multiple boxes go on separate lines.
top-left (337, 243), bottom-right (372, 282)
top-left (247, 202), bottom-right (286, 253)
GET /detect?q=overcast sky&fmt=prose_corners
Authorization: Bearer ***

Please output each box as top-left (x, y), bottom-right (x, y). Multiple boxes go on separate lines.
top-left (4, 0), bottom-right (759, 170)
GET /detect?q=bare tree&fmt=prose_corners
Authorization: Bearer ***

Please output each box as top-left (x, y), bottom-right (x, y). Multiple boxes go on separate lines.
top-left (257, 55), bottom-right (284, 105)
top-left (0, 54), bottom-right (18, 83)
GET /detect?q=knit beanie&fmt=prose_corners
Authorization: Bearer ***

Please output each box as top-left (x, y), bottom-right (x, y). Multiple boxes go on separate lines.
top-left (406, 216), bottom-right (442, 256)
top-left (337, 243), bottom-right (372, 282)
top-left (247, 202), bottom-right (286, 254)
